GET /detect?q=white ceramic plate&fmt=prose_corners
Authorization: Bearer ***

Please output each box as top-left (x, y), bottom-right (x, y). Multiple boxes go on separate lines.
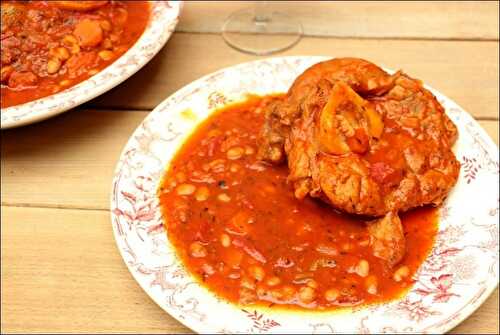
top-left (110, 57), bottom-right (499, 334)
top-left (1, 1), bottom-right (182, 129)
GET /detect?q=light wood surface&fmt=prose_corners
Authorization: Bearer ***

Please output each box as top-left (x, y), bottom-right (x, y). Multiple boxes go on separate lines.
top-left (0, 206), bottom-right (191, 334)
top-left (1, 2), bottom-right (498, 334)
top-left (178, 1), bottom-right (500, 40)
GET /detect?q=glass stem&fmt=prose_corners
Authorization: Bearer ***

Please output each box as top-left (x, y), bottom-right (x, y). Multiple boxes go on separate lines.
top-left (254, 1), bottom-right (271, 24)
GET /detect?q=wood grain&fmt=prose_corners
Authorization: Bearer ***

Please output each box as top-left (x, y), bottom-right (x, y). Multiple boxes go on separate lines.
top-left (87, 33), bottom-right (499, 120)
top-left (178, 1), bottom-right (500, 40)
top-left (1, 110), bottom-right (498, 210)
top-left (1, 3), bottom-right (499, 333)
top-left (1, 110), bottom-right (145, 210)
top-left (0, 206), bottom-right (191, 334)
top-left (1, 206), bottom-right (498, 334)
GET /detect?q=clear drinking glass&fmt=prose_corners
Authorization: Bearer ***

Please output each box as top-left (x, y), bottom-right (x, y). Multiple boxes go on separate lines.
top-left (221, 1), bottom-right (303, 55)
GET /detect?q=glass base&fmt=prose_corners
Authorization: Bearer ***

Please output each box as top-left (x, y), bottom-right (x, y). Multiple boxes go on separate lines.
top-left (222, 8), bottom-right (303, 56)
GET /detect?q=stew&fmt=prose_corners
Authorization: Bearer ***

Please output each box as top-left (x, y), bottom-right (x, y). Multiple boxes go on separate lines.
top-left (1, 1), bottom-right (149, 108)
top-left (159, 95), bottom-right (439, 310)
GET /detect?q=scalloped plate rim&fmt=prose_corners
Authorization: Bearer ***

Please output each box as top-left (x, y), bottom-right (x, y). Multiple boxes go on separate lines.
top-left (110, 56), bottom-right (499, 334)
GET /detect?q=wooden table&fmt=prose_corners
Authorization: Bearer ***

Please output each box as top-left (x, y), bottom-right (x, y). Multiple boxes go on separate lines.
top-left (1, 2), bottom-right (498, 333)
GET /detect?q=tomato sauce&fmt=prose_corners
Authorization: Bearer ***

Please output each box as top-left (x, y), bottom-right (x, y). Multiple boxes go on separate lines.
top-left (1, 1), bottom-right (149, 108)
top-left (159, 95), bottom-right (438, 310)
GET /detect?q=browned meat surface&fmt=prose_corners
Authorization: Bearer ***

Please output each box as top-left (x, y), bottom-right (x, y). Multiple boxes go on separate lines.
top-left (367, 212), bottom-right (406, 268)
top-left (258, 58), bottom-right (460, 266)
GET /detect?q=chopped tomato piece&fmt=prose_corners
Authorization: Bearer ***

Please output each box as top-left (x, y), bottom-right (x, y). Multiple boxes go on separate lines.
top-left (8, 71), bottom-right (37, 89)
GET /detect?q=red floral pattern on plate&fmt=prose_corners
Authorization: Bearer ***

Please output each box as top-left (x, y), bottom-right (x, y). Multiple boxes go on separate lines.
top-left (242, 309), bottom-right (281, 333)
top-left (415, 274), bottom-right (460, 303)
top-left (462, 156), bottom-right (481, 184)
top-left (110, 57), bottom-right (499, 333)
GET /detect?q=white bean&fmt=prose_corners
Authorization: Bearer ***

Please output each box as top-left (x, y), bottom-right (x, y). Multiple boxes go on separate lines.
top-left (227, 147), bottom-right (244, 160)
top-left (176, 183), bottom-right (196, 196)
top-left (298, 286), bottom-right (316, 303)
top-left (393, 265), bottom-right (410, 282)
top-left (220, 233), bottom-right (231, 247)
top-left (266, 276), bottom-right (281, 287)
top-left (217, 193), bottom-right (231, 202)
top-left (189, 242), bottom-right (207, 258)
top-left (98, 50), bottom-right (114, 61)
top-left (324, 288), bottom-right (339, 302)
top-left (355, 259), bottom-right (369, 277)
top-left (306, 279), bottom-right (318, 289)
top-left (248, 265), bottom-right (265, 282)
top-left (195, 186), bottom-right (210, 201)
top-left (244, 146), bottom-right (255, 155)
top-left (47, 58), bottom-right (61, 74)
top-left (366, 275), bottom-right (378, 295)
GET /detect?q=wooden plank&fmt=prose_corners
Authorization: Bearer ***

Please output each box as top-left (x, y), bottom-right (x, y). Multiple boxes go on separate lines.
top-left (1, 110), bottom-right (147, 211)
top-left (1, 206), bottom-right (498, 334)
top-left (451, 288), bottom-right (499, 334)
top-left (87, 33), bottom-right (499, 120)
top-left (0, 206), bottom-right (191, 334)
top-left (1, 111), bottom-right (498, 210)
top-left (481, 120), bottom-right (500, 145)
top-left (177, 1), bottom-right (499, 40)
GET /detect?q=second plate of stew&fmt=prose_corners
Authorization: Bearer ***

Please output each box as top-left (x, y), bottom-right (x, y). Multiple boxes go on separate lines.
top-left (1, 1), bottom-right (182, 129)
